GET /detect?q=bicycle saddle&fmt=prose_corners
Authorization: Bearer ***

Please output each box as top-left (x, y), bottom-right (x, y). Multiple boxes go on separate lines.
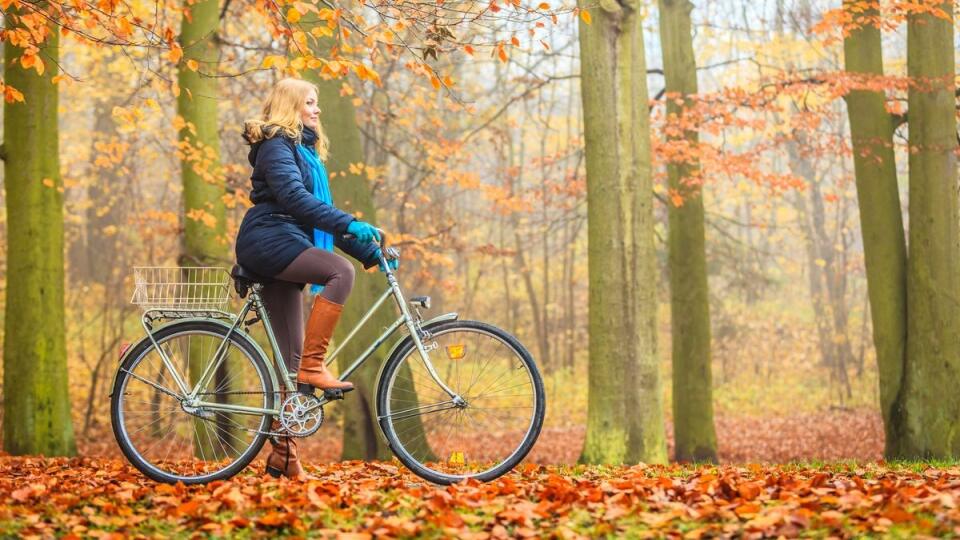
top-left (230, 264), bottom-right (270, 297)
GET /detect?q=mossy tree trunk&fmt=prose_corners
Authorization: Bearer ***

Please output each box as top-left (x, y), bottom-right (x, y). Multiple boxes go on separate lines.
top-left (577, 0), bottom-right (667, 464)
top-left (658, 0), bottom-right (717, 463)
top-left (841, 0), bottom-right (908, 458)
top-left (900, 1), bottom-right (960, 457)
top-left (2, 4), bottom-right (77, 456)
top-left (176, 0), bottom-right (232, 457)
top-left (298, 31), bottom-right (394, 460)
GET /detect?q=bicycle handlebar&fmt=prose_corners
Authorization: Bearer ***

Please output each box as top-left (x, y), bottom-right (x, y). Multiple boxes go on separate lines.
top-left (341, 229), bottom-right (399, 261)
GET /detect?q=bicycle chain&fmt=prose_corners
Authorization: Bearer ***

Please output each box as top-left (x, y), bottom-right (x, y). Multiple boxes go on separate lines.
top-left (195, 390), bottom-right (287, 396)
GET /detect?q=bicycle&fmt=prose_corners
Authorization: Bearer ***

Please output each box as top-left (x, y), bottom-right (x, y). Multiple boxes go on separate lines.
top-left (110, 237), bottom-right (545, 485)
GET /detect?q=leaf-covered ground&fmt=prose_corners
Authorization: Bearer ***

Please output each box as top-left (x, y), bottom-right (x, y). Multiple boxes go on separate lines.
top-left (5, 456), bottom-right (960, 539)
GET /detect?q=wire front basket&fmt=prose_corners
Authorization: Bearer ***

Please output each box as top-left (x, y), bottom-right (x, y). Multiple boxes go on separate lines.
top-left (130, 267), bottom-right (232, 311)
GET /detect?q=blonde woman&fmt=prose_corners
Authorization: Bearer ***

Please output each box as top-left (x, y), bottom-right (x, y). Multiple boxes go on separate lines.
top-left (235, 78), bottom-right (395, 480)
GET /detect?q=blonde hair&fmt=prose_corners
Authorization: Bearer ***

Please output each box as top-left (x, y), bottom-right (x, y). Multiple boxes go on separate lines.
top-left (242, 78), bottom-right (330, 160)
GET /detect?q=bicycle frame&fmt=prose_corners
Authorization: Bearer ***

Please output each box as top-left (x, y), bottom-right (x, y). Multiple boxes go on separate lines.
top-left (138, 260), bottom-right (462, 418)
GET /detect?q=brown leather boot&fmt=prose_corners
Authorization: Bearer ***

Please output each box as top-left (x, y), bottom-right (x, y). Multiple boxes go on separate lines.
top-left (264, 420), bottom-right (308, 481)
top-left (297, 296), bottom-right (354, 391)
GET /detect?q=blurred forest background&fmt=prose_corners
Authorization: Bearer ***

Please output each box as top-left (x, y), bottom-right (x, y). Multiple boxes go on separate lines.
top-left (2, 0), bottom-right (957, 465)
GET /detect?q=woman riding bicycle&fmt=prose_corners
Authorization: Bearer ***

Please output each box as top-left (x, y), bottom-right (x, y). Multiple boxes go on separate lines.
top-left (235, 77), bottom-right (393, 480)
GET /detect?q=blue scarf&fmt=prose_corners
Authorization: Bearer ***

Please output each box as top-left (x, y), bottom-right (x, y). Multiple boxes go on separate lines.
top-left (296, 143), bottom-right (334, 295)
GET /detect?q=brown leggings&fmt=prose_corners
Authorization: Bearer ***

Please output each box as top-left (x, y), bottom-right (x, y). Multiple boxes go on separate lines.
top-left (260, 248), bottom-right (355, 372)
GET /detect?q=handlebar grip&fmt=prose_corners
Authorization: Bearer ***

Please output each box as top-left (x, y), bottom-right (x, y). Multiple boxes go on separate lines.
top-left (341, 229), bottom-right (388, 249)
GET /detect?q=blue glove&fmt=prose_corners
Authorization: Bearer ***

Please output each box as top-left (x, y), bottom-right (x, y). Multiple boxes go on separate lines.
top-left (376, 249), bottom-right (399, 273)
top-left (346, 220), bottom-right (381, 244)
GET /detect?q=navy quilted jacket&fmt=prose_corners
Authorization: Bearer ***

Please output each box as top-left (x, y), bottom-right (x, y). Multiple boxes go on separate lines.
top-left (235, 126), bottom-right (379, 277)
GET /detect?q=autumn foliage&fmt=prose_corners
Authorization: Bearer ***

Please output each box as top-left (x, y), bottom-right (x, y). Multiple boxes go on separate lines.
top-left (7, 456), bottom-right (960, 537)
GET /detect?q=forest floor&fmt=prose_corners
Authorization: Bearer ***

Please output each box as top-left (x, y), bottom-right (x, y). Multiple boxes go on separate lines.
top-left (5, 455), bottom-right (960, 538)
top-left (7, 408), bottom-right (949, 538)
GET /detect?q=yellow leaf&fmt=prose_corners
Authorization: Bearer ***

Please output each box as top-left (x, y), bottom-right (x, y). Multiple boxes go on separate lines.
top-left (168, 44), bottom-right (183, 63)
top-left (262, 55), bottom-right (287, 70)
top-left (186, 59), bottom-right (199, 71)
top-left (538, 1), bottom-right (549, 8)
top-left (286, 7), bottom-right (301, 23)
top-left (310, 25), bottom-right (333, 37)
top-left (580, 9), bottom-right (592, 24)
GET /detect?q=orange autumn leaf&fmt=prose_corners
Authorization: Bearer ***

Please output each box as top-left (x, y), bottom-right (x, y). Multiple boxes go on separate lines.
top-left (167, 43), bottom-right (183, 63)
top-left (497, 43), bottom-right (508, 63)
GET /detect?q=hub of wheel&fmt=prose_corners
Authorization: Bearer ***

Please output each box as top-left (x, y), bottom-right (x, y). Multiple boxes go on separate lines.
top-left (279, 393), bottom-right (324, 437)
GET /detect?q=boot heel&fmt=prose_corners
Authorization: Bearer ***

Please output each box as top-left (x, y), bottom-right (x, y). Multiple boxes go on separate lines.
top-left (297, 383), bottom-right (315, 395)
top-left (265, 465), bottom-right (282, 478)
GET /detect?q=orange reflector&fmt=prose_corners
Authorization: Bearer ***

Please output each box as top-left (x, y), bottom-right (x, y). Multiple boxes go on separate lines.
top-left (446, 344), bottom-right (465, 360)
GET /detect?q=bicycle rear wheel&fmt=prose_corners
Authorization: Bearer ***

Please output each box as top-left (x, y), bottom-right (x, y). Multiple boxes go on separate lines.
top-left (377, 320), bottom-right (545, 484)
top-left (110, 320), bottom-right (275, 484)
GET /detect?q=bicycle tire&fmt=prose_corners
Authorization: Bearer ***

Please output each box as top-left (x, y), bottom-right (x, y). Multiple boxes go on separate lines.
top-left (377, 320), bottom-right (545, 485)
top-left (110, 320), bottom-right (275, 485)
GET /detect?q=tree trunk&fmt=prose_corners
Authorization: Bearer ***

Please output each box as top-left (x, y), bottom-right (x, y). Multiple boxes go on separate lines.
top-left (659, 0), bottom-right (718, 463)
top-left (2, 4), bottom-right (77, 456)
top-left (900, 1), bottom-right (960, 457)
top-left (514, 229), bottom-right (550, 368)
top-left (176, 0), bottom-right (231, 456)
top-left (577, 0), bottom-right (667, 464)
top-left (300, 33), bottom-right (394, 460)
top-left (178, 0), bottom-right (226, 267)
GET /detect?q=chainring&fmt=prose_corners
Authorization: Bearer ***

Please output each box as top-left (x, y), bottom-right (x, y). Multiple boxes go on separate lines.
top-left (279, 392), bottom-right (324, 437)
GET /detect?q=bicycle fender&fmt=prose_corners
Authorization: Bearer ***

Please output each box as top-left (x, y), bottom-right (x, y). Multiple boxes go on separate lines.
top-left (372, 312), bottom-right (459, 445)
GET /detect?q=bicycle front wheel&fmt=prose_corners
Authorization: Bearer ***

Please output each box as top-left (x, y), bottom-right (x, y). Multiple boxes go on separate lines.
top-left (110, 320), bottom-right (275, 484)
top-left (377, 320), bottom-right (545, 484)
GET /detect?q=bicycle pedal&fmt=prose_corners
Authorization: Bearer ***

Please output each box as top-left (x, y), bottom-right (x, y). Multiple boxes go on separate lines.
top-left (323, 387), bottom-right (353, 401)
